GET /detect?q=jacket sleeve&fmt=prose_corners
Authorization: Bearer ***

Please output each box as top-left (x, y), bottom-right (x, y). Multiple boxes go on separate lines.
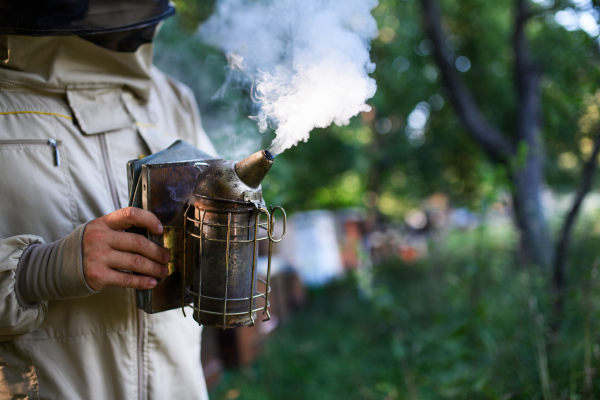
top-left (0, 224), bottom-right (97, 342)
top-left (15, 223), bottom-right (96, 307)
top-left (0, 235), bottom-right (48, 341)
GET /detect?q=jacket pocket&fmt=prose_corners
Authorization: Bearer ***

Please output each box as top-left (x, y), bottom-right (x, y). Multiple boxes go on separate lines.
top-left (0, 139), bottom-right (62, 166)
top-left (0, 139), bottom-right (77, 241)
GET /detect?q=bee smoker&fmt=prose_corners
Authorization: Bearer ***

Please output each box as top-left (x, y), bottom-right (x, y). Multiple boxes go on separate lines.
top-left (127, 140), bottom-right (285, 329)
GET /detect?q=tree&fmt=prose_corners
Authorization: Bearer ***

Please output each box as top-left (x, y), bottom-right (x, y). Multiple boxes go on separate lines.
top-left (421, 0), bottom-right (550, 267)
top-left (419, 0), bottom-right (600, 326)
top-left (155, 0), bottom-right (600, 328)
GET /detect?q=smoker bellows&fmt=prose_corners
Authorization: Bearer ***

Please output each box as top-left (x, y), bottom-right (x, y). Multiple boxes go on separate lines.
top-left (127, 140), bottom-right (285, 329)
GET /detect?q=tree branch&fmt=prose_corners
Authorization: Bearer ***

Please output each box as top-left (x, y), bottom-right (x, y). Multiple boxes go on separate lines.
top-left (421, 0), bottom-right (515, 163)
top-left (552, 127), bottom-right (600, 324)
top-left (514, 0), bottom-right (543, 145)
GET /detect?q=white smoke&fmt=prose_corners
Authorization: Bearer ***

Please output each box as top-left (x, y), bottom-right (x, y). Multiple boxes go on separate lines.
top-left (199, 0), bottom-right (379, 155)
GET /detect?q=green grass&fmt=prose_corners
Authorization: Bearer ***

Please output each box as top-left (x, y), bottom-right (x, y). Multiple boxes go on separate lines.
top-left (210, 277), bottom-right (401, 400)
top-left (210, 222), bottom-right (600, 399)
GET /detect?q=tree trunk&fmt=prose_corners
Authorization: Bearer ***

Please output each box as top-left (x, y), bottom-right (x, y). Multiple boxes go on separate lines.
top-left (510, 167), bottom-right (552, 269)
top-left (421, 0), bottom-right (552, 270)
top-left (421, 0), bottom-right (600, 332)
top-left (551, 129), bottom-right (600, 330)
top-left (510, 0), bottom-right (552, 270)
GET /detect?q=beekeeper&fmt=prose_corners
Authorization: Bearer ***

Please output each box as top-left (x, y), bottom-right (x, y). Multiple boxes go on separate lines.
top-left (0, 1), bottom-right (217, 398)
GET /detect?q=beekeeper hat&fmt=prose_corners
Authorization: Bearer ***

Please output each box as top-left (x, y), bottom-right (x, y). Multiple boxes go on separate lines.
top-left (0, 0), bottom-right (175, 36)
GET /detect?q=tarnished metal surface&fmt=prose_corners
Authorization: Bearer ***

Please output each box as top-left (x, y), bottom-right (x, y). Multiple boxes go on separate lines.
top-left (183, 203), bottom-right (285, 329)
top-left (162, 226), bottom-right (181, 276)
top-left (189, 153), bottom-right (267, 328)
top-left (193, 150), bottom-right (273, 202)
top-left (192, 200), bottom-right (259, 328)
top-left (142, 161), bottom-right (200, 226)
top-left (136, 160), bottom-right (201, 314)
top-left (193, 160), bottom-right (256, 202)
top-left (234, 149), bottom-right (274, 188)
top-left (185, 150), bottom-right (282, 329)
top-left (243, 191), bottom-right (262, 204)
top-left (131, 144), bottom-right (286, 330)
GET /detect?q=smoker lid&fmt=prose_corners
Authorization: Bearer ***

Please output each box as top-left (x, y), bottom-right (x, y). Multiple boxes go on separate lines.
top-left (194, 150), bottom-right (273, 205)
top-left (193, 160), bottom-right (262, 205)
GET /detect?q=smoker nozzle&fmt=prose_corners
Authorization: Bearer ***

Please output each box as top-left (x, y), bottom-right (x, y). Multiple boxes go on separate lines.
top-left (234, 149), bottom-right (274, 188)
top-left (264, 149), bottom-right (274, 160)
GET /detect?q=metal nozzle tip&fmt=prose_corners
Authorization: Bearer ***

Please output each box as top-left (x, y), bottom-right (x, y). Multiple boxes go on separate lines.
top-left (263, 150), bottom-right (274, 161)
top-left (235, 149), bottom-right (274, 188)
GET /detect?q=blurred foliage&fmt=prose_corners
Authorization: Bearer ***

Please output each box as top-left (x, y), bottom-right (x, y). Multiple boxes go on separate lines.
top-left (171, 0), bottom-right (217, 33)
top-left (152, 3), bottom-right (600, 397)
top-left (210, 218), bottom-right (600, 399)
top-left (155, 0), bottom-right (600, 219)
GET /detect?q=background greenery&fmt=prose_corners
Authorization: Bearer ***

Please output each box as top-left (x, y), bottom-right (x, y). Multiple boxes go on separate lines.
top-left (153, 0), bottom-right (600, 398)
top-left (156, 0), bottom-right (600, 217)
top-left (209, 220), bottom-right (600, 399)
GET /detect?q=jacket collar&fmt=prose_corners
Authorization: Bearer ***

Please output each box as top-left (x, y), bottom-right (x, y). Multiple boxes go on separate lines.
top-left (0, 35), bottom-right (154, 101)
top-left (0, 35), bottom-right (155, 135)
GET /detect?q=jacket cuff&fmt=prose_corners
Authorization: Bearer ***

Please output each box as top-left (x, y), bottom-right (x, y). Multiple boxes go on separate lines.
top-left (15, 223), bottom-right (97, 308)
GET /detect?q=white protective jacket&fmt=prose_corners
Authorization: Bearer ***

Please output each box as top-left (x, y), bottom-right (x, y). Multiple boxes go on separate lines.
top-left (0, 34), bottom-right (216, 399)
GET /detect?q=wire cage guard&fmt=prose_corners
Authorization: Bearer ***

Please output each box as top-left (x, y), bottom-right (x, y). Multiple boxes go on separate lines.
top-left (181, 201), bottom-right (286, 328)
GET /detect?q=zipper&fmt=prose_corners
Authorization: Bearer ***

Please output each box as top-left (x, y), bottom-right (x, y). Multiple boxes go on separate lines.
top-left (137, 309), bottom-right (145, 400)
top-left (0, 139), bottom-right (62, 166)
top-left (97, 133), bottom-right (145, 398)
top-left (97, 133), bottom-right (121, 210)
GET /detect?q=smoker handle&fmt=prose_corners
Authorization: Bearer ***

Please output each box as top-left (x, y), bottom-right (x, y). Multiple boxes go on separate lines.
top-left (267, 206), bottom-right (286, 243)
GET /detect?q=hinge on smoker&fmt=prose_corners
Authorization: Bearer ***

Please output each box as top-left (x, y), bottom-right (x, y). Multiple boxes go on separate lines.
top-left (243, 190), bottom-right (264, 209)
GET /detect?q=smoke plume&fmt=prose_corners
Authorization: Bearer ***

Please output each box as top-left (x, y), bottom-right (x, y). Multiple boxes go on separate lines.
top-left (200, 0), bottom-right (378, 155)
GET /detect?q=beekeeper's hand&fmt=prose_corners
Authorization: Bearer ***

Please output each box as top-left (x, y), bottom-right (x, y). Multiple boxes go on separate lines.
top-left (82, 207), bottom-right (170, 291)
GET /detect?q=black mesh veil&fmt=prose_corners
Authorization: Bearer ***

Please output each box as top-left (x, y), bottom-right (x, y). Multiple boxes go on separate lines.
top-left (0, 0), bottom-right (175, 36)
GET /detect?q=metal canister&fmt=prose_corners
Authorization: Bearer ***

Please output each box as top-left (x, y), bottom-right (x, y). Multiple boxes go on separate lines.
top-left (185, 151), bottom-right (279, 329)
top-left (192, 197), bottom-right (259, 328)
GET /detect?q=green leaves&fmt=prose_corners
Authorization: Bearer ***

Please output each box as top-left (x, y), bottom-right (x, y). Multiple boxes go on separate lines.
top-left (155, 0), bottom-right (600, 218)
